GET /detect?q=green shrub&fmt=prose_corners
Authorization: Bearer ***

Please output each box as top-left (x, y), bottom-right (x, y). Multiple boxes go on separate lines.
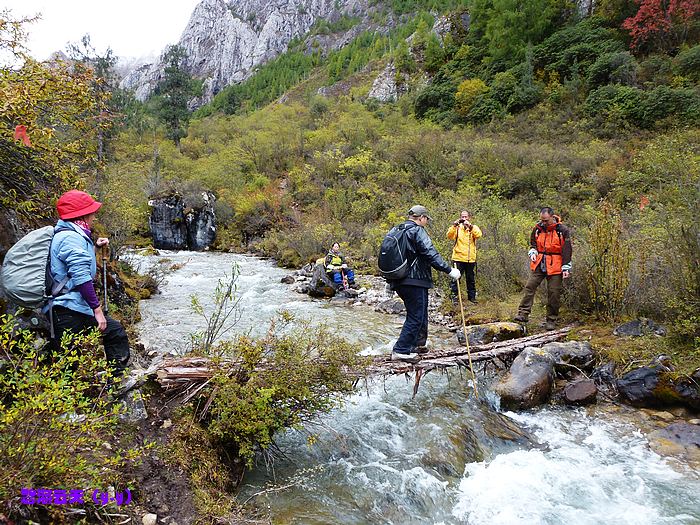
top-left (637, 86), bottom-right (700, 128)
top-left (583, 84), bottom-right (645, 126)
top-left (0, 315), bottom-right (140, 519)
top-left (466, 94), bottom-right (504, 123)
top-left (638, 54), bottom-right (673, 86)
top-left (674, 45), bottom-right (700, 81)
top-left (586, 51), bottom-right (638, 89)
top-left (198, 315), bottom-right (365, 467)
top-left (490, 71), bottom-right (518, 105)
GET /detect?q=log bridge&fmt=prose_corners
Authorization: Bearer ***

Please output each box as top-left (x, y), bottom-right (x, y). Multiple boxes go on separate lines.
top-left (155, 327), bottom-right (572, 396)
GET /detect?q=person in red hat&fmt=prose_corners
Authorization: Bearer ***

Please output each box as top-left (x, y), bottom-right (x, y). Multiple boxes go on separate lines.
top-left (49, 190), bottom-right (130, 374)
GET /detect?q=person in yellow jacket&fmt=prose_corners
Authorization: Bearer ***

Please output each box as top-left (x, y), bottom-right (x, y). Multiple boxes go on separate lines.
top-left (446, 210), bottom-right (483, 303)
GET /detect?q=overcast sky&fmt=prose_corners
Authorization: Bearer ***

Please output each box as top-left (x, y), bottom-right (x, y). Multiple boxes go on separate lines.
top-left (4, 0), bottom-right (202, 60)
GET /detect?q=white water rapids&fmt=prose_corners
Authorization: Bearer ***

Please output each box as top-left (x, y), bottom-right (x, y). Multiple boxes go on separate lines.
top-left (131, 251), bottom-right (700, 525)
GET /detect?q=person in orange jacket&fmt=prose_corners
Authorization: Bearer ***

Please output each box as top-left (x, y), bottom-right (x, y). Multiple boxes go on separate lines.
top-left (514, 207), bottom-right (572, 330)
top-left (446, 210), bottom-right (483, 304)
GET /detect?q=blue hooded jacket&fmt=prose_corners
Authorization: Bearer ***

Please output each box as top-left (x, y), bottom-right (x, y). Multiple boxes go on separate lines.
top-left (49, 219), bottom-right (96, 317)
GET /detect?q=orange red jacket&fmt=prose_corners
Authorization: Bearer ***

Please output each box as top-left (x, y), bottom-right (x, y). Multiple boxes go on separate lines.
top-left (529, 217), bottom-right (572, 275)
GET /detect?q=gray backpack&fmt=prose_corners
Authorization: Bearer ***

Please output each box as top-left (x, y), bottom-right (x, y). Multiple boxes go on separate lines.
top-left (0, 225), bottom-right (73, 309)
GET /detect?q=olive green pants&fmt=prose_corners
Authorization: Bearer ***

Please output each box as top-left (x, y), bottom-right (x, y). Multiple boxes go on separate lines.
top-left (517, 268), bottom-right (563, 322)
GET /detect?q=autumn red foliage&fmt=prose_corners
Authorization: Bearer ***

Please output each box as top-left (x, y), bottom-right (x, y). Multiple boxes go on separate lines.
top-left (622, 0), bottom-right (699, 51)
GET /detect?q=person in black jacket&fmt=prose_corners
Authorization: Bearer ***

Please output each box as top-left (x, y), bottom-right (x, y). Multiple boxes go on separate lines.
top-left (390, 205), bottom-right (461, 362)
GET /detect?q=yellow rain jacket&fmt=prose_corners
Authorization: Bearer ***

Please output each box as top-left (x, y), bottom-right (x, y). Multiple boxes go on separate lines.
top-left (446, 223), bottom-right (483, 263)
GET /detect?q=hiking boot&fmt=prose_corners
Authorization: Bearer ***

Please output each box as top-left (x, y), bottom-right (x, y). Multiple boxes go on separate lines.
top-left (391, 351), bottom-right (420, 363)
top-left (468, 298), bottom-right (478, 305)
top-left (544, 321), bottom-right (556, 331)
top-left (415, 345), bottom-right (429, 354)
top-left (513, 314), bottom-right (528, 323)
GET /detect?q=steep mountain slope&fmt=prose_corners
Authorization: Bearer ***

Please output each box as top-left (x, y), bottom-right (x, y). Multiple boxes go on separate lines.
top-left (121, 0), bottom-right (372, 102)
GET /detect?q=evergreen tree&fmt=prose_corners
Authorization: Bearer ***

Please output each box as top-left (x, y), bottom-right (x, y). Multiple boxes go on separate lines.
top-left (153, 45), bottom-right (195, 145)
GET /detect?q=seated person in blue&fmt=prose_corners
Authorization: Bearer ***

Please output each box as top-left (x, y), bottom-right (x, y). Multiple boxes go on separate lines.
top-left (324, 242), bottom-right (356, 290)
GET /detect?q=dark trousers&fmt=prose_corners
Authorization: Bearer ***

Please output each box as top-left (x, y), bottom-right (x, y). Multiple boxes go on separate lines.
top-left (51, 305), bottom-right (130, 374)
top-left (449, 261), bottom-right (477, 300)
top-left (393, 285), bottom-right (429, 354)
top-left (517, 267), bottom-right (563, 322)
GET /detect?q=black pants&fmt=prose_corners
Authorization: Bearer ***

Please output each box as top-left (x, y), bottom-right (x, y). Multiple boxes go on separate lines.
top-left (51, 305), bottom-right (130, 374)
top-left (393, 285), bottom-right (429, 354)
top-left (450, 261), bottom-right (477, 301)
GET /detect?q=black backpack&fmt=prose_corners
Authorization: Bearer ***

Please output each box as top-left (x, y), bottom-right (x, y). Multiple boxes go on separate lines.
top-left (378, 222), bottom-right (417, 280)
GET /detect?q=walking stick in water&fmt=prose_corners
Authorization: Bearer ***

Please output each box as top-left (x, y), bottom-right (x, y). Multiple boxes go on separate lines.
top-left (455, 265), bottom-right (479, 399)
top-left (101, 245), bottom-right (109, 314)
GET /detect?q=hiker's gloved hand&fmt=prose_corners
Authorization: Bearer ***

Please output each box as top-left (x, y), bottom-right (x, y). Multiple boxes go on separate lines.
top-left (528, 248), bottom-right (538, 262)
top-left (562, 263), bottom-right (571, 279)
top-left (341, 264), bottom-right (348, 268)
top-left (449, 268), bottom-right (461, 280)
top-left (94, 306), bottom-right (107, 332)
top-left (96, 237), bottom-right (109, 247)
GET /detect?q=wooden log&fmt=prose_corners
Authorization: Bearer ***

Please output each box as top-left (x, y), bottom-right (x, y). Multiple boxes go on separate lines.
top-left (154, 326), bottom-right (573, 386)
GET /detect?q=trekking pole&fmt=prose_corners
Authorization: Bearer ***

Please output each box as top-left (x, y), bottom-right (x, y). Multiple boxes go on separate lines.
top-left (101, 244), bottom-right (109, 314)
top-left (455, 265), bottom-right (479, 399)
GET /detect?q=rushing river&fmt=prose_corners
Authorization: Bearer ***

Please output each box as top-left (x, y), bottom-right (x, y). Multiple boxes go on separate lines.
top-left (131, 251), bottom-right (700, 525)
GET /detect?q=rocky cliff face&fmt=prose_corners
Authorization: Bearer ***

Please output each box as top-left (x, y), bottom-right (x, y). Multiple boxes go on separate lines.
top-left (121, 0), bottom-right (370, 103)
top-left (149, 192), bottom-right (216, 251)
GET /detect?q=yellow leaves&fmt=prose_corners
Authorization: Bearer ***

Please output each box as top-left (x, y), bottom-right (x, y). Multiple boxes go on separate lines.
top-left (455, 78), bottom-right (489, 117)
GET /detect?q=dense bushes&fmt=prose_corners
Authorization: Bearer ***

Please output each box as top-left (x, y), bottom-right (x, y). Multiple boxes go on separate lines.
top-left (0, 316), bottom-right (141, 520)
top-left (584, 84), bottom-right (700, 129)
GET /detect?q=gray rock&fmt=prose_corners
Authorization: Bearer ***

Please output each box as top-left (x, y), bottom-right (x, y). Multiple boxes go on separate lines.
top-left (613, 318), bottom-right (667, 337)
top-left (120, 389), bottom-right (148, 422)
top-left (375, 298), bottom-right (405, 315)
top-left (542, 341), bottom-right (594, 367)
top-left (615, 365), bottom-right (696, 409)
top-left (307, 263), bottom-right (336, 298)
top-left (280, 275), bottom-right (295, 284)
top-left (495, 347), bottom-right (556, 410)
top-left (648, 422), bottom-right (700, 464)
top-left (457, 322), bottom-right (525, 346)
top-left (368, 62), bottom-right (405, 102)
top-left (563, 379), bottom-right (598, 405)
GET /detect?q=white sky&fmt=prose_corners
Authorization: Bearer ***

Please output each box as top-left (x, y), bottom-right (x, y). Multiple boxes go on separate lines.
top-left (4, 0), bottom-right (202, 60)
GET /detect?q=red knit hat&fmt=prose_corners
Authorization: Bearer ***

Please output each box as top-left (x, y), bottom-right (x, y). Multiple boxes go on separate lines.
top-left (56, 190), bottom-right (102, 220)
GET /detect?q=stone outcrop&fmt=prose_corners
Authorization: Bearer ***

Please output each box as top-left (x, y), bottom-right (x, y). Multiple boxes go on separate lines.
top-left (121, 0), bottom-right (372, 103)
top-left (368, 63), bottom-right (403, 102)
top-left (457, 321), bottom-right (525, 346)
top-left (149, 192), bottom-right (216, 251)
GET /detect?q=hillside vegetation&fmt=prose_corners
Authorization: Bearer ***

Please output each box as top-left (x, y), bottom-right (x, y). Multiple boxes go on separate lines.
top-left (106, 1), bottom-right (699, 353)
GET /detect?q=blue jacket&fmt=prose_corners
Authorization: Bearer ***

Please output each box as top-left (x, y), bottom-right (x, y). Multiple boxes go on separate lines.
top-left (49, 219), bottom-right (96, 317)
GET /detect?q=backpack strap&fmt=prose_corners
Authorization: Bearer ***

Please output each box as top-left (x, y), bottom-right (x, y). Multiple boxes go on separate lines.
top-left (46, 226), bottom-right (82, 339)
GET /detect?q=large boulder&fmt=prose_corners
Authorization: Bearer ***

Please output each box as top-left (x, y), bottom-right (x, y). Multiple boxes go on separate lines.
top-left (615, 364), bottom-right (698, 409)
top-left (307, 263), bottom-right (336, 298)
top-left (495, 347), bottom-right (556, 410)
top-left (613, 318), bottom-right (667, 337)
top-left (457, 321), bottom-right (525, 346)
top-left (541, 341), bottom-right (595, 375)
